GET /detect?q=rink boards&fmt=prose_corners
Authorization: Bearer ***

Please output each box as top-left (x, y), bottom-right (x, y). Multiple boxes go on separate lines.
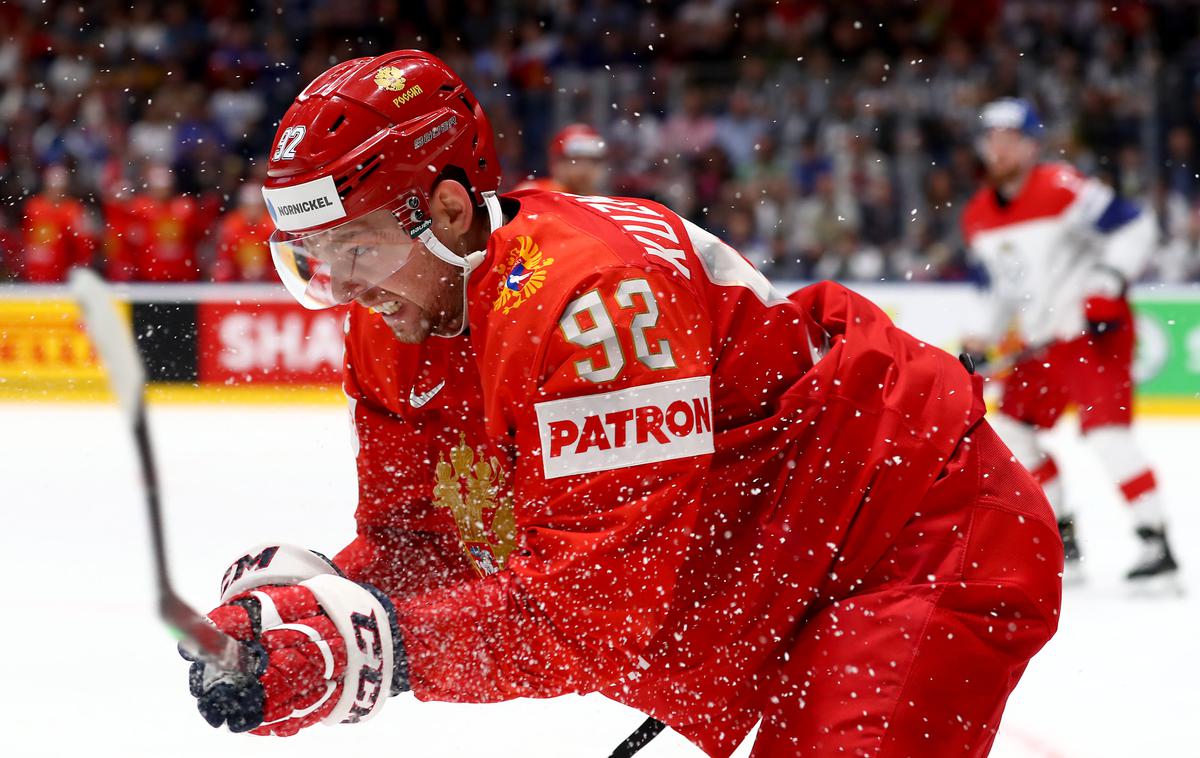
top-left (1, 281), bottom-right (1197, 413)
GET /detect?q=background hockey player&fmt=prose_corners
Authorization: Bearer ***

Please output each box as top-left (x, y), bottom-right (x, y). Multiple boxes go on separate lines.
top-left (104, 163), bottom-right (204, 282)
top-left (183, 52), bottom-right (1061, 757)
top-left (961, 98), bottom-right (1179, 585)
top-left (211, 183), bottom-right (276, 283)
top-left (19, 164), bottom-right (94, 283)
top-left (514, 122), bottom-right (607, 195)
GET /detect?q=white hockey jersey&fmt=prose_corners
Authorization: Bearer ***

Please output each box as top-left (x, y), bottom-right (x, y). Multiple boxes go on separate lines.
top-left (962, 162), bottom-right (1156, 346)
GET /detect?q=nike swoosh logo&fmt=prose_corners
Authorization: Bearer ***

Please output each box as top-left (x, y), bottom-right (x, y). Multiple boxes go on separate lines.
top-left (408, 379), bottom-right (446, 409)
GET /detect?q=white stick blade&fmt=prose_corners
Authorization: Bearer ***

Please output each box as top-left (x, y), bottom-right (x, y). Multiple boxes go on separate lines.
top-left (69, 269), bottom-right (146, 417)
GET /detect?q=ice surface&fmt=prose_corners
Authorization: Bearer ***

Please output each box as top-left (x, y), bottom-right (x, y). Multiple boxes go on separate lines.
top-left (2, 404), bottom-right (1194, 757)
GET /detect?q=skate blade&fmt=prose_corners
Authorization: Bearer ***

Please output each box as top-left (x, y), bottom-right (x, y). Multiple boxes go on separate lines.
top-left (1126, 571), bottom-right (1185, 597)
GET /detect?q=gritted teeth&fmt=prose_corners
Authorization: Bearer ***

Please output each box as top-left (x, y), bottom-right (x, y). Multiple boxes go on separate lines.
top-left (371, 301), bottom-right (402, 316)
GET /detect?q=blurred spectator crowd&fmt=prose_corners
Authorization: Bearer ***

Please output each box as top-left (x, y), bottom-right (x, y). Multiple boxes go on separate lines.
top-left (3, 0), bottom-right (1200, 284)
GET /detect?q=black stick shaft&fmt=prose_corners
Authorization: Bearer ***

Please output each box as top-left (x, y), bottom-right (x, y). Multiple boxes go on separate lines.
top-left (133, 407), bottom-right (172, 601)
top-left (134, 398), bottom-right (253, 673)
top-left (608, 717), bottom-right (666, 758)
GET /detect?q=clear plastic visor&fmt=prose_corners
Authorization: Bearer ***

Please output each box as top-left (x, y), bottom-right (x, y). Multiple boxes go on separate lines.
top-left (270, 204), bottom-right (425, 309)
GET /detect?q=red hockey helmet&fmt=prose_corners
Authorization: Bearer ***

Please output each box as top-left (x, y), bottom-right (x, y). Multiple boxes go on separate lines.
top-left (263, 50), bottom-right (503, 312)
top-left (549, 123), bottom-right (606, 162)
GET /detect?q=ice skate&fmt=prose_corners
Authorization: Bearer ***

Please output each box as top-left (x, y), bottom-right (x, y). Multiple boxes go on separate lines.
top-left (1058, 516), bottom-right (1085, 586)
top-left (1127, 526), bottom-right (1182, 595)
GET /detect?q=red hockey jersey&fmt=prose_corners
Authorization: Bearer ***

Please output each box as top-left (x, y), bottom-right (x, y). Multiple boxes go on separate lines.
top-left (211, 208), bottom-right (276, 283)
top-left (335, 315), bottom-right (493, 600)
top-left (20, 195), bottom-right (92, 283)
top-left (104, 195), bottom-right (202, 282)
top-left (338, 190), bottom-right (984, 757)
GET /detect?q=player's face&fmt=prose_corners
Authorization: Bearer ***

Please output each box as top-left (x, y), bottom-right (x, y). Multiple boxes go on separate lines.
top-left (352, 245), bottom-right (465, 343)
top-left (272, 201), bottom-right (467, 339)
top-left (980, 128), bottom-right (1036, 185)
top-left (553, 157), bottom-right (604, 195)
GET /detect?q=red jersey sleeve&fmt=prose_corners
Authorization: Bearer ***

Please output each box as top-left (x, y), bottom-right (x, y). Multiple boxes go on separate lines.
top-left (396, 267), bottom-right (715, 702)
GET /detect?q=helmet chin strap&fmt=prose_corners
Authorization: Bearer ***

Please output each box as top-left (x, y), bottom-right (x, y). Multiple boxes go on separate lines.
top-left (420, 190), bottom-right (504, 338)
top-left (418, 191), bottom-right (503, 272)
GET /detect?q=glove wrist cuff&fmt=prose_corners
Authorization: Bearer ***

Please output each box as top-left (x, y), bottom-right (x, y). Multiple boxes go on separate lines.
top-left (219, 543), bottom-right (341, 602)
top-left (360, 583), bottom-right (409, 696)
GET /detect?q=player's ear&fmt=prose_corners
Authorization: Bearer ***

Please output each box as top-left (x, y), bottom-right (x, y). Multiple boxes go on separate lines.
top-left (429, 179), bottom-right (474, 246)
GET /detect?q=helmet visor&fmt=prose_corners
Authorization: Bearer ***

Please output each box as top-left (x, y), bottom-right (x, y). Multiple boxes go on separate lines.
top-left (270, 201), bottom-right (428, 309)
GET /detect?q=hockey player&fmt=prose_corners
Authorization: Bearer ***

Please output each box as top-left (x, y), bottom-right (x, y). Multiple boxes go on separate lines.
top-left (514, 122), bottom-right (607, 195)
top-left (211, 183), bottom-right (276, 282)
top-left (962, 98), bottom-right (1178, 585)
top-left (105, 163), bottom-right (203, 282)
top-left (19, 165), bottom-right (94, 283)
top-left (183, 52), bottom-right (1061, 756)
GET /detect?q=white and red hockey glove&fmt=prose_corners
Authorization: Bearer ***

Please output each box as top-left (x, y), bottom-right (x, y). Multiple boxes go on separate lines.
top-left (181, 544), bottom-right (408, 736)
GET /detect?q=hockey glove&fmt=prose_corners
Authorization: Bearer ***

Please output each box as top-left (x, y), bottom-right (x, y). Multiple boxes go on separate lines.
top-left (1083, 266), bottom-right (1128, 335)
top-left (182, 543), bottom-right (408, 736)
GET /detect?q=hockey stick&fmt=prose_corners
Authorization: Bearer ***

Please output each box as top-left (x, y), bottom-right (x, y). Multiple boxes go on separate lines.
top-left (70, 269), bottom-right (258, 676)
top-left (608, 716), bottom-right (666, 757)
top-left (974, 340), bottom-right (1052, 380)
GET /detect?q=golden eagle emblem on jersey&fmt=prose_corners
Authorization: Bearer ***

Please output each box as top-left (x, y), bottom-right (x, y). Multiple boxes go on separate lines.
top-left (493, 235), bottom-right (554, 314)
top-left (373, 66), bottom-right (407, 91)
top-left (432, 434), bottom-right (517, 576)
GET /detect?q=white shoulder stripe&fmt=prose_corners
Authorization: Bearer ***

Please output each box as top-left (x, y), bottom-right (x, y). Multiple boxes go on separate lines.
top-left (681, 218), bottom-right (791, 306)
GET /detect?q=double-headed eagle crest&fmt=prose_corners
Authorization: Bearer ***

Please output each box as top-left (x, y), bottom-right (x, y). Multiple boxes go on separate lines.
top-left (493, 235), bottom-right (554, 314)
top-left (373, 66), bottom-right (407, 91)
top-left (433, 434), bottom-right (517, 576)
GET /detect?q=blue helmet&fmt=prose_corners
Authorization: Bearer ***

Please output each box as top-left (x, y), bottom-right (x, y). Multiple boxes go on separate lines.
top-left (979, 98), bottom-right (1043, 138)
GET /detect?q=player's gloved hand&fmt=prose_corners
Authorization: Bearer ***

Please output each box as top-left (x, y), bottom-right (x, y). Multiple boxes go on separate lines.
top-left (1083, 266), bottom-right (1128, 335)
top-left (181, 544), bottom-right (407, 736)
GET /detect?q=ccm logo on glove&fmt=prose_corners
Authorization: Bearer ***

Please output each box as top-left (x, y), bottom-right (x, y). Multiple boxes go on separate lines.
top-left (535, 376), bottom-right (714, 479)
top-left (220, 546), bottom-right (280, 596)
top-left (219, 543), bottom-right (342, 600)
top-left (346, 610), bottom-right (386, 723)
